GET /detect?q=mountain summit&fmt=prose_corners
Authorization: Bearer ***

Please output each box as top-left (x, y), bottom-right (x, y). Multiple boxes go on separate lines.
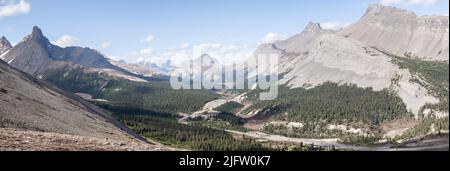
top-left (255, 21), bottom-right (330, 55)
top-left (249, 5), bottom-right (443, 115)
top-left (29, 26), bottom-right (48, 42)
top-left (0, 36), bottom-right (12, 56)
top-left (339, 3), bottom-right (449, 61)
top-left (304, 22), bottom-right (324, 33)
top-left (1, 26), bottom-right (137, 79)
top-left (364, 3), bottom-right (416, 17)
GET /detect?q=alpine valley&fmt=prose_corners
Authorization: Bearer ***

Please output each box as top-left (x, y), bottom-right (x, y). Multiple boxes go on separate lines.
top-left (0, 3), bottom-right (448, 151)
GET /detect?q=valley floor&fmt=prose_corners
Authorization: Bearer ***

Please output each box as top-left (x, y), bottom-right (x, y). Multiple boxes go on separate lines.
top-left (0, 128), bottom-right (170, 151)
top-left (225, 129), bottom-right (449, 151)
top-left (179, 92), bottom-right (449, 151)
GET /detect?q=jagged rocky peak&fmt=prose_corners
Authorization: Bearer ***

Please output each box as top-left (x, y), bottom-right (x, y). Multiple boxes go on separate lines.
top-left (32, 26), bottom-right (44, 37)
top-left (339, 3), bottom-right (449, 61)
top-left (0, 36), bottom-right (12, 55)
top-left (0, 36), bottom-right (12, 49)
top-left (365, 3), bottom-right (399, 13)
top-left (24, 26), bottom-right (51, 44)
top-left (0, 36), bottom-right (11, 45)
top-left (304, 22), bottom-right (324, 33)
top-left (1, 36), bottom-right (12, 48)
top-left (363, 3), bottom-right (417, 21)
top-left (366, 3), bottom-right (408, 14)
top-left (2, 26), bottom-right (122, 75)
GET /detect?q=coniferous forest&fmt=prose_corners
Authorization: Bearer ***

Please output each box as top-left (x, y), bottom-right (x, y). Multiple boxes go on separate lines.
top-left (112, 109), bottom-right (270, 151)
top-left (244, 82), bottom-right (410, 126)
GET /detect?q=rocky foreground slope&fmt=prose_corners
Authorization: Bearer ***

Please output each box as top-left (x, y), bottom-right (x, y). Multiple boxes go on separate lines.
top-left (0, 128), bottom-right (167, 151)
top-left (0, 58), bottom-right (168, 150)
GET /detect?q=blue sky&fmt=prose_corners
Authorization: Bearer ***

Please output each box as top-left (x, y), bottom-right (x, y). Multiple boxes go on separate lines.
top-left (1, 0), bottom-right (448, 65)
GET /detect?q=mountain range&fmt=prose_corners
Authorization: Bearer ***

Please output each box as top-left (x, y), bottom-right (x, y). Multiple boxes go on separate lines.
top-left (0, 3), bottom-right (448, 151)
top-left (339, 4), bottom-right (449, 61)
top-left (253, 22), bottom-right (437, 115)
top-left (1, 27), bottom-right (147, 83)
top-left (247, 4), bottom-right (448, 116)
top-left (193, 4), bottom-right (448, 142)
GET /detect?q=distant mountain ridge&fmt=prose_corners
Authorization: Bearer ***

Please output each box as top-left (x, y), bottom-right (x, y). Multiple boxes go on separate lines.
top-left (109, 59), bottom-right (159, 77)
top-left (109, 58), bottom-right (178, 77)
top-left (139, 60), bottom-right (176, 75)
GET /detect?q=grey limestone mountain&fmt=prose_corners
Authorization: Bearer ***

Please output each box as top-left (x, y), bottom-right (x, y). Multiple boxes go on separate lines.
top-left (250, 5), bottom-right (447, 116)
top-left (339, 4), bottom-right (449, 61)
top-left (1, 27), bottom-right (118, 75)
top-left (1, 26), bottom-right (147, 83)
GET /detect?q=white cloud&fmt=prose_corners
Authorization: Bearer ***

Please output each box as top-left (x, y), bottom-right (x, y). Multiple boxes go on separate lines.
top-left (139, 47), bottom-right (154, 56)
top-left (188, 43), bottom-right (255, 65)
top-left (159, 50), bottom-right (191, 66)
top-left (123, 42), bottom-right (255, 67)
top-left (120, 47), bottom-right (155, 63)
top-left (52, 35), bottom-right (78, 47)
top-left (380, 0), bottom-right (439, 6)
top-left (101, 42), bottom-right (111, 49)
top-left (261, 32), bottom-right (286, 44)
top-left (125, 34), bottom-right (275, 66)
top-left (180, 43), bottom-right (190, 49)
top-left (140, 34), bottom-right (154, 44)
top-left (320, 22), bottom-right (351, 30)
top-left (136, 57), bottom-right (147, 63)
top-left (0, 0), bottom-right (30, 19)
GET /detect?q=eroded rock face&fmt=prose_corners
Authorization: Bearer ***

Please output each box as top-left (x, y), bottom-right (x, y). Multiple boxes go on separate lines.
top-left (339, 4), bottom-right (449, 61)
